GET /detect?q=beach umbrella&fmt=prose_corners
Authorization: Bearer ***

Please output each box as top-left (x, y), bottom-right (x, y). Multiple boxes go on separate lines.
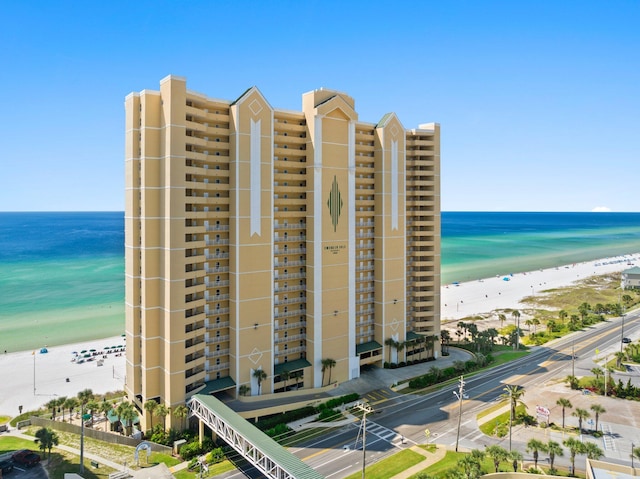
top-left (84, 354), bottom-right (91, 358)
top-left (80, 350), bottom-right (87, 353)
top-left (90, 349), bottom-right (96, 352)
top-left (71, 351), bottom-right (78, 355)
top-left (103, 346), bottom-right (110, 349)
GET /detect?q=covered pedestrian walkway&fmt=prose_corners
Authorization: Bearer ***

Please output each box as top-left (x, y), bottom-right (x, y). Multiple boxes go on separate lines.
top-left (188, 394), bottom-right (324, 479)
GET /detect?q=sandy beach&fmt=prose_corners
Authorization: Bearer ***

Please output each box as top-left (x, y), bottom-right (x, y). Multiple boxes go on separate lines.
top-left (0, 253), bottom-right (637, 419)
top-left (442, 253), bottom-right (639, 322)
top-left (0, 335), bottom-right (126, 417)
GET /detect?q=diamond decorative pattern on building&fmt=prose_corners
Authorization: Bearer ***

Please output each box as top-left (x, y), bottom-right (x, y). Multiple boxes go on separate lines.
top-left (249, 99), bottom-right (263, 116)
top-left (327, 175), bottom-right (343, 232)
top-left (248, 348), bottom-right (263, 365)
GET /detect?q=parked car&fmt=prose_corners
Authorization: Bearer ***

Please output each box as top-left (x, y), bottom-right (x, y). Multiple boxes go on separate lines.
top-left (622, 337), bottom-right (632, 344)
top-left (11, 450), bottom-right (41, 467)
top-left (0, 459), bottom-right (14, 474)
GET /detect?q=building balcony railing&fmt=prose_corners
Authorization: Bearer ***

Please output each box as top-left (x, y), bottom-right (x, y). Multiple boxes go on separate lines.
top-left (357, 307), bottom-right (375, 315)
top-left (275, 260), bottom-right (306, 267)
top-left (356, 286), bottom-right (375, 294)
top-left (206, 239), bottom-right (229, 246)
top-left (274, 320), bottom-right (306, 331)
top-left (274, 235), bottom-right (306, 242)
top-left (274, 223), bottom-right (307, 230)
top-left (275, 272), bottom-right (306, 280)
top-left (206, 335), bottom-right (230, 344)
top-left (275, 345), bottom-right (305, 355)
top-left (207, 279), bottom-right (230, 287)
top-left (206, 266), bottom-right (229, 273)
top-left (209, 362), bottom-right (229, 372)
top-left (356, 242), bottom-right (374, 249)
top-left (206, 225), bottom-right (230, 232)
top-left (275, 333), bottom-right (306, 344)
top-left (206, 348), bottom-right (229, 358)
top-left (356, 232), bottom-right (375, 239)
top-left (356, 297), bottom-right (374, 305)
top-left (356, 265), bottom-right (373, 272)
top-left (207, 320), bottom-right (229, 329)
top-left (274, 296), bottom-right (306, 305)
top-left (206, 253), bottom-right (229, 260)
top-left (274, 284), bottom-right (305, 293)
top-left (207, 293), bottom-right (230, 301)
top-left (274, 247), bottom-right (306, 255)
top-left (274, 309), bottom-right (307, 319)
top-left (207, 307), bottom-right (230, 315)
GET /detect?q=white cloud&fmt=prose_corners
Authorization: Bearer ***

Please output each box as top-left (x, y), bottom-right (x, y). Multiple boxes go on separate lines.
top-left (591, 206), bottom-right (612, 212)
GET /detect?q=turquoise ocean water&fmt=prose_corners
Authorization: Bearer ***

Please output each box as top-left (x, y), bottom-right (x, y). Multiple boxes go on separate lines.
top-left (1, 211), bottom-right (639, 353)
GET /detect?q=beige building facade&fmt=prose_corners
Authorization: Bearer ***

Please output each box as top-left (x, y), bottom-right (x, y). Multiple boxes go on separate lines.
top-left (124, 75), bottom-right (440, 426)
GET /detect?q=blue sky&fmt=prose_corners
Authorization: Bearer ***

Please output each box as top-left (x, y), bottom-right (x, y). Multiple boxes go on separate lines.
top-left (1, 1), bottom-right (638, 212)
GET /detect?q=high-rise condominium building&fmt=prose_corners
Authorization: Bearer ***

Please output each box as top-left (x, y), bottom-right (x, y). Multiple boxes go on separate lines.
top-left (125, 75), bottom-right (440, 425)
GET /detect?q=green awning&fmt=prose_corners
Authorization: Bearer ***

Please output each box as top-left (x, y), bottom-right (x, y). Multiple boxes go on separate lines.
top-left (107, 410), bottom-right (139, 425)
top-left (356, 340), bottom-right (382, 355)
top-left (198, 376), bottom-right (236, 395)
top-left (406, 331), bottom-right (423, 341)
top-left (274, 358), bottom-right (311, 375)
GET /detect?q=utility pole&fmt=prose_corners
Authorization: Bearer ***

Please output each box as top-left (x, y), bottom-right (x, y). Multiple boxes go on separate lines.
top-left (454, 376), bottom-right (466, 452)
top-left (572, 341), bottom-right (575, 378)
top-left (620, 310), bottom-right (626, 353)
top-left (354, 402), bottom-right (373, 479)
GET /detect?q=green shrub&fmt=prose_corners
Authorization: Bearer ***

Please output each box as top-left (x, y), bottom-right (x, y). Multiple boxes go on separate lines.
top-left (318, 408), bottom-right (340, 421)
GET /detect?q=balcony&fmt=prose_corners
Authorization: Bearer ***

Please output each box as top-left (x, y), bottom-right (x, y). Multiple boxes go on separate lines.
top-left (206, 348), bottom-right (229, 358)
top-left (274, 320), bottom-right (306, 331)
top-left (274, 309), bottom-right (307, 319)
top-left (206, 335), bottom-right (230, 344)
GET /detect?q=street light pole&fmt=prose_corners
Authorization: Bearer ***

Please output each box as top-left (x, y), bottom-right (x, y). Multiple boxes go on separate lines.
top-left (454, 376), bottom-right (466, 452)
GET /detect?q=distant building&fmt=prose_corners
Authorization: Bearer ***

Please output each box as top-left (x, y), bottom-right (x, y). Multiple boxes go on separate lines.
top-left (586, 458), bottom-right (638, 479)
top-left (621, 266), bottom-right (640, 290)
top-left (124, 75), bottom-right (441, 428)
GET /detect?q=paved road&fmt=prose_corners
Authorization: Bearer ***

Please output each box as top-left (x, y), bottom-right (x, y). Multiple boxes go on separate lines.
top-left (291, 310), bottom-right (640, 478)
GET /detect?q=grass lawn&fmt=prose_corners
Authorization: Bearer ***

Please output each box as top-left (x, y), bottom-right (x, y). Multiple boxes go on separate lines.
top-left (0, 415), bottom-right (10, 424)
top-left (476, 400), bottom-right (509, 420)
top-left (0, 436), bottom-right (114, 479)
top-left (173, 460), bottom-right (235, 479)
top-left (343, 449), bottom-right (425, 479)
top-left (412, 450), bottom-right (466, 477)
top-left (490, 351), bottom-right (529, 366)
top-left (478, 404), bottom-right (526, 436)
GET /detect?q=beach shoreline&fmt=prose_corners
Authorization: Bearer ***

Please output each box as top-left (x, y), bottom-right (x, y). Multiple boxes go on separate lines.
top-left (0, 335), bottom-right (126, 418)
top-left (0, 252), bottom-right (637, 418)
top-left (441, 252), bottom-right (639, 323)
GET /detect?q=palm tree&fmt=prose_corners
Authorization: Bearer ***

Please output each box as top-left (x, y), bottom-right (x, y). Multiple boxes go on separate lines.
top-left (440, 330), bottom-right (451, 354)
top-left (583, 442), bottom-right (603, 460)
top-left (563, 437), bottom-right (585, 475)
top-left (457, 454), bottom-right (482, 479)
top-left (35, 427), bottom-right (59, 462)
top-left (64, 397), bottom-right (78, 422)
top-left (384, 337), bottom-right (396, 361)
top-left (57, 396), bottom-right (68, 421)
top-left (546, 440), bottom-right (563, 472)
top-left (46, 399), bottom-right (58, 421)
top-left (501, 384), bottom-right (525, 423)
top-left (501, 384), bottom-right (525, 450)
top-left (321, 358), bottom-right (336, 386)
top-left (280, 369), bottom-right (290, 391)
top-left (238, 384), bottom-right (250, 397)
top-left (558, 309), bottom-right (568, 322)
top-left (144, 400), bottom-right (158, 431)
top-left (556, 398), bottom-right (572, 429)
top-left (590, 404), bottom-right (606, 431)
top-left (632, 445), bottom-right (640, 465)
top-left (572, 407), bottom-right (590, 433)
top-left (531, 318), bottom-right (540, 335)
top-left (591, 367), bottom-right (603, 381)
top-left (100, 400), bottom-right (113, 432)
top-left (615, 351), bottom-right (626, 368)
top-left (525, 319), bottom-right (533, 335)
top-left (155, 404), bottom-right (170, 432)
top-left (253, 368), bottom-right (267, 394)
top-left (173, 404), bottom-right (189, 431)
top-left (527, 438), bottom-right (546, 469)
top-left (509, 450), bottom-right (523, 472)
top-left (86, 399), bottom-right (100, 427)
top-left (511, 310), bottom-right (521, 349)
top-left (498, 313), bottom-right (507, 328)
top-left (118, 402), bottom-right (137, 436)
top-left (578, 302), bottom-right (591, 321)
top-left (485, 445), bottom-right (509, 472)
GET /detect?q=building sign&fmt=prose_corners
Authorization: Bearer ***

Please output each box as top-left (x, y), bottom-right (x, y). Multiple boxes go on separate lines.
top-left (324, 244), bottom-right (346, 255)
